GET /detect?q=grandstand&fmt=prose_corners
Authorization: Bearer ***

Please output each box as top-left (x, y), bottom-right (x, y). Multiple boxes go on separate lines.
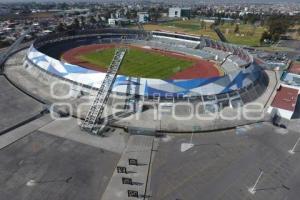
top-left (202, 47), bottom-right (232, 62)
top-left (23, 28), bottom-right (267, 116)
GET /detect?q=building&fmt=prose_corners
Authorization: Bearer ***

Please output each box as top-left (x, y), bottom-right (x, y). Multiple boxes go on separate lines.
top-left (168, 7), bottom-right (191, 18)
top-left (288, 61), bottom-right (300, 75)
top-left (282, 61), bottom-right (300, 87)
top-left (137, 12), bottom-right (149, 23)
top-left (268, 85), bottom-right (299, 119)
top-left (108, 18), bottom-right (117, 26)
top-left (108, 18), bottom-right (130, 26)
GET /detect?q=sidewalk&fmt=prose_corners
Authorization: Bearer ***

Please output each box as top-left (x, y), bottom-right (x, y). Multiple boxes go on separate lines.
top-left (101, 135), bottom-right (154, 200)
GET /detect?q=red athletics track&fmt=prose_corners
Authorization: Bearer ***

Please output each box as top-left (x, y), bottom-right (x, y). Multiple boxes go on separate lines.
top-left (61, 44), bottom-right (222, 79)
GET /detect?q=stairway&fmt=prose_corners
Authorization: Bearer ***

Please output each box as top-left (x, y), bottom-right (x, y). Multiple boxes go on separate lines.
top-left (81, 48), bottom-right (127, 134)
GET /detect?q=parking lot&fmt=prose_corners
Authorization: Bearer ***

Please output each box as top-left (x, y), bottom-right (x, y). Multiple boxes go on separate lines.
top-left (150, 123), bottom-right (300, 200)
top-left (0, 131), bottom-right (120, 200)
top-left (0, 76), bottom-right (44, 133)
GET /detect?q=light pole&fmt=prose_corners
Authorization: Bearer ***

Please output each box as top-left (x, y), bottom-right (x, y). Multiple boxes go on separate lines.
top-left (288, 136), bottom-right (300, 154)
top-left (248, 169), bottom-right (264, 194)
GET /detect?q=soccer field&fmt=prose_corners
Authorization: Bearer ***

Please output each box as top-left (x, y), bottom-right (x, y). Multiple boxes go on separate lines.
top-left (78, 47), bottom-right (194, 79)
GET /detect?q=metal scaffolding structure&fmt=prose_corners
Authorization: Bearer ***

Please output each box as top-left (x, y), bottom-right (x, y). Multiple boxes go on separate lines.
top-left (124, 77), bottom-right (141, 111)
top-left (81, 48), bottom-right (127, 134)
top-left (137, 22), bottom-right (152, 40)
top-left (137, 22), bottom-right (144, 31)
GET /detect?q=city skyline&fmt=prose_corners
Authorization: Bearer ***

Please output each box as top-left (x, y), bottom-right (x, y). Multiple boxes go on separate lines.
top-left (2, 0), bottom-right (300, 4)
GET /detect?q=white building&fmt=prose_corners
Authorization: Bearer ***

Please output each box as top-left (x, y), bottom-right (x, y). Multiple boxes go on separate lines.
top-left (168, 7), bottom-right (191, 18)
top-left (137, 12), bottom-right (149, 23)
top-left (108, 18), bottom-right (130, 26)
top-left (108, 18), bottom-right (117, 26)
top-left (169, 7), bottom-right (181, 18)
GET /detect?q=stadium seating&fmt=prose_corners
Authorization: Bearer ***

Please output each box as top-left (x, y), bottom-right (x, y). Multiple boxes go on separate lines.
top-left (28, 28), bottom-right (264, 109)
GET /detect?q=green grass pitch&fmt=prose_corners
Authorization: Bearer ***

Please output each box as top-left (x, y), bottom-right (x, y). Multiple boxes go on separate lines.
top-left (78, 47), bottom-right (194, 79)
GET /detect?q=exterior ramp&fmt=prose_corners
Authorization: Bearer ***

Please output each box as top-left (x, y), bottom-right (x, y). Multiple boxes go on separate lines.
top-left (0, 28), bottom-right (31, 73)
top-left (81, 48), bottom-right (127, 134)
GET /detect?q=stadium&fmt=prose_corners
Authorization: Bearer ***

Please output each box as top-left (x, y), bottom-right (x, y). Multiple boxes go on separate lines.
top-left (2, 28), bottom-right (298, 200)
top-left (5, 28), bottom-right (270, 133)
top-left (26, 29), bottom-right (267, 100)
top-left (3, 3), bottom-right (300, 199)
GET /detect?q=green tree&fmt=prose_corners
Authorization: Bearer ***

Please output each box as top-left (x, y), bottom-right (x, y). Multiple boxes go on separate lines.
top-left (234, 24), bottom-right (240, 34)
top-left (264, 16), bottom-right (294, 42)
top-left (220, 19), bottom-right (225, 25)
top-left (272, 33), bottom-right (281, 42)
top-left (260, 31), bottom-right (272, 44)
top-left (200, 20), bottom-right (206, 29)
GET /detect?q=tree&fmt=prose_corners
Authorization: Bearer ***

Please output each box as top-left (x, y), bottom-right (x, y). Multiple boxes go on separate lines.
top-left (126, 10), bottom-right (137, 19)
top-left (268, 20), bottom-right (288, 36)
top-left (149, 8), bottom-right (161, 22)
top-left (200, 20), bottom-right (206, 29)
top-left (264, 15), bottom-right (294, 43)
top-left (89, 16), bottom-right (97, 25)
top-left (0, 40), bottom-right (11, 48)
top-left (69, 18), bottom-right (80, 30)
top-left (260, 31), bottom-right (272, 44)
top-left (103, 10), bottom-right (111, 21)
top-left (234, 24), bottom-right (240, 34)
top-left (220, 19), bottom-right (225, 25)
top-left (297, 28), bottom-right (300, 36)
top-left (80, 16), bottom-right (86, 28)
top-left (60, 3), bottom-right (69, 10)
top-left (97, 14), bottom-right (104, 27)
top-left (266, 15), bottom-right (294, 35)
top-left (215, 17), bottom-right (221, 26)
top-left (272, 33), bottom-right (281, 42)
top-left (55, 22), bottom-right (66, 32)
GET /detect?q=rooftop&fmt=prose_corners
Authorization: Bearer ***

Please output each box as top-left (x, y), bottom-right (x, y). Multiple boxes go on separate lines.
top-left (271, 85), bottom-right (299, 112)
top-left (289, 61), bottom-right (300, 75)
